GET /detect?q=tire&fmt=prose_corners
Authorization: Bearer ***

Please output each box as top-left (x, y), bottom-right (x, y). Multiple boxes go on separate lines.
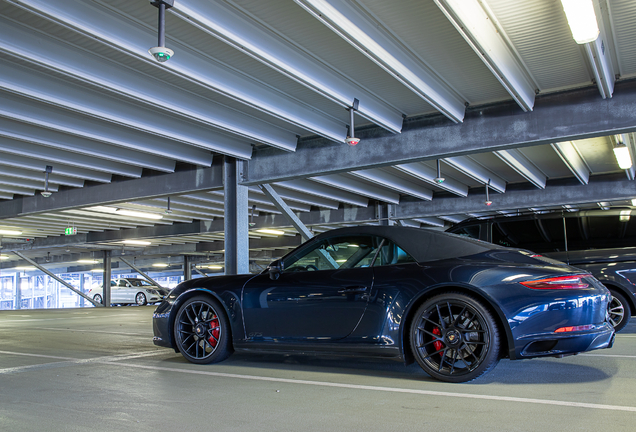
top-left (173, 295), bottom-right (232, 365)
top-left (93, 294), bottom-right (103, 305)
top-left (608, 290), bottom-right (631, 332)
top-left (410, 292), bottom-right (500, 383)
top-left (135, 292), bottom-right (148, 306)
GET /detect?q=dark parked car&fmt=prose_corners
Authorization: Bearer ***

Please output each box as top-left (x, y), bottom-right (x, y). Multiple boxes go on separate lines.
top-left (153, 226), bottom-right (614, 383)
top-left (447, 209), bottom-right (636, 332)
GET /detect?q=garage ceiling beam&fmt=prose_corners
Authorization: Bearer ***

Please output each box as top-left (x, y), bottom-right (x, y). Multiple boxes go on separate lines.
top-left (0, 91), bottom-right (214, 167)
top-left (244, 81), bottom-right (636, 185)
top-left (0, 153), bottom-right (112, 183)
top-left (350, 169), bottom-right (433, 201)
top-left (434, 0), bottom-right (536, 111)
top-left (311, 174), bottom-right (401, 204)
top-left (0, 16), bottom-right (293, 153)
top-left (1, 60), bottom-right (252, 160)
top-left (13, 0), bottom-right (345, 143)
top-left (443, 156), bottom-right (507, 193)
top-left (0, 161), bottom-right (224, 219)
top-left (395, 177), bottom-right (636, 219)
top-left (295, 0), bottom-right (465, 123)
top-left (0, 166), bottom-right (85, 188)
top-left (0, 117), bottom-right (177, 173)
top-left (551, 142), bottom-right (590, 185)
top-left (494, 149), bottom-right (546, 189)
top-left (172, 0), bottom-right (403, 133)
top-left (394, 162), bottom-right (469, 197)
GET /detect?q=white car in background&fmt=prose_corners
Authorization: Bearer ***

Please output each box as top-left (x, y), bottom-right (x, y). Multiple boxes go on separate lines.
top-left (89, 278), bottom-right (166, 306)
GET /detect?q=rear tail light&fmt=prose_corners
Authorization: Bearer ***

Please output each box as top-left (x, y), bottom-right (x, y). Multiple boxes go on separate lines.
top-left (555, 324), bottom-right (594, 333)
top-left (520, 274), bottom-right (590, 290)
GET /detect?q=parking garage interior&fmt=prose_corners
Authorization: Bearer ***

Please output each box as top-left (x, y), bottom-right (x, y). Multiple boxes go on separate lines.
top-left (1, 0), bottom-right (636, 430)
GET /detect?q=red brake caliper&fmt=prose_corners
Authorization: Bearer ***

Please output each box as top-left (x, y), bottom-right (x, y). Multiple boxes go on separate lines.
top-left (208, 317), bottom-right (219, 347)
top-left (433, 327), bottom-right (443, 352)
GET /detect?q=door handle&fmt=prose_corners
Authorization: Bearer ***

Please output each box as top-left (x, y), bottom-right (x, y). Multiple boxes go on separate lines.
top-left (338, 286), bottom-right (368, 294)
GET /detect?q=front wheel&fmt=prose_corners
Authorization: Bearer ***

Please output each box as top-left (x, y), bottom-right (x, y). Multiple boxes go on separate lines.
top-left (608, 290), bottom-right (631, 332)
top-left (135, 292), bottom-right (147, 306)
top-left (93, 294), bottom-right (103, 305)
top-left (173, 296), bottom-right (232, 364)
top-left (410, 293), bottom-right (500, 383)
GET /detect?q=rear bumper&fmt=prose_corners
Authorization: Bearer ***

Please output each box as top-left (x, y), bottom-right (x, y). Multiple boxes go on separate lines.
top-left (516, 322), bottom-right (614, 358)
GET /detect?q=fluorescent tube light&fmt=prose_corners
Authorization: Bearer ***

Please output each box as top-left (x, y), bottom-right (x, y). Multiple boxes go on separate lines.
top-left (0, 229), bottom-right (22, 235)
top-left (116, 209), bottom-right (163, 220)
top-left (121, 240), bottom-right (152, 246)
top-left (152, 263), bottom-right (169, 268)
top-left (613, 144), bottom-right (633, 170)
top-left (561, 0), bottom-right (599, 44)
top-left (256, 229), bottom-right (285, 236)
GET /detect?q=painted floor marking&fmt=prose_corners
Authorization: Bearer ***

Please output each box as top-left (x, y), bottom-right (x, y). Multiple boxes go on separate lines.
top-left (33, 327), bottom-right (151, 337)
top-left (101, 361), bottom-right (636, 413)
top-left (2, 349), bottom-right (636, 412)
top-left (580, 353), bottom-right (636, 359)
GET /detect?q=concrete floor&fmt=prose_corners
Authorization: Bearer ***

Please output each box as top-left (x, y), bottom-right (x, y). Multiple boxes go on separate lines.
top-left (0, 306), bottom-right (635, 432)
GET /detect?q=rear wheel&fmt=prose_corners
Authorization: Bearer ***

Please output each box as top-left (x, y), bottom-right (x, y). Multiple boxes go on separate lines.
top-left (608, 290), bottom-right (631, 332)
top-left (93, 294), bottom-right (103, 305)
top-left (410, 293), bottom-right (500, 383)
top-left (173, 296), bottom-right (232, 364)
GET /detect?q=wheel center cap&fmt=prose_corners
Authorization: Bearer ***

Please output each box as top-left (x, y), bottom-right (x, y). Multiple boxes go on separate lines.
top-left (195, 323), bottom-right (206, 337)
top-left (445, 329), bottom-right (461, 346)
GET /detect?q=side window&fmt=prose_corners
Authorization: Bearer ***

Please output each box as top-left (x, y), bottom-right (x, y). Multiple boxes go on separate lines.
top-left (567, 215), bottom-right (636, 250)
top-left (374, 240), bottom-right (416, 266)
top-left (284, 235), bottom-right (381, 272)
top-left (118, 280), bottom-right (127, 287)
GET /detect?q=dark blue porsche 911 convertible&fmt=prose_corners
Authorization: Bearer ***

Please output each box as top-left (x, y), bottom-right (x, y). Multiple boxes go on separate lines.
top-left (153, 226), bottom-right (615, 382)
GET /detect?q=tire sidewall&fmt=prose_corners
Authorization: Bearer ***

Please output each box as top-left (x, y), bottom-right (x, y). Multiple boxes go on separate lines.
top-left (136, 292), bottom-right (147, 306)
top-left (173, 295), bottom-right (231, 364)
top-left (609, 290), bottom-right (631, 332)
top-left (410, 292), bottom-right (500, 383)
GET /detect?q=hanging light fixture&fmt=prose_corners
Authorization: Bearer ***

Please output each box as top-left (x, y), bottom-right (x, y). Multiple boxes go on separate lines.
top-left (41, 165), bottom-right (53, 198)
top-left (434, 159), bottom-right (445, 184)
top-left (345, 98), bottom-right (360, 146)
top-left (560, 0), bottom-right (599, 44)
top-left (485, 179), bottom-right (492, 206)
top-left (148, 1), bottom-right (175, 63)
top-left (165, 197), bottom-right (173, 214)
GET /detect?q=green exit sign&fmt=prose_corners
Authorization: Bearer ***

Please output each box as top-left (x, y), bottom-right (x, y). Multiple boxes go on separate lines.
top-left (65, 227), bottom-right (77, 235)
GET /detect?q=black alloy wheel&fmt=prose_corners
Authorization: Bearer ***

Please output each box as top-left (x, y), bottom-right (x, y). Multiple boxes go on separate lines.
top-left (135, 292), bottom-right (148, 306)
top-left (173, 296), bottom-right (232, 365)
top-left (608, 290), bottom-right (631, 332)
top-left (93, 294), bottom-right (103, 305)
top-left (410, 293), bottom-right (500, 383)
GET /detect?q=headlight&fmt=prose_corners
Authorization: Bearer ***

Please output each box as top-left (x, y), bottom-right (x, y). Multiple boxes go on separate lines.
top-left (147, 289), bottom-right (159, 295)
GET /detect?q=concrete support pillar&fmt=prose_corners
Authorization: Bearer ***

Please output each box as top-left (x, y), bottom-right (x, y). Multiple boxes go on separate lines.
top-left (79, 274), bottom-right (85, 308)
top-left (224, 157), bottom-right (249, 275)
top-left (184, 255), bottom-right (192, 281)
top-left (103, 250), bottom-right (111, 307)
top-left (13, 272), bottom-right (20, 310)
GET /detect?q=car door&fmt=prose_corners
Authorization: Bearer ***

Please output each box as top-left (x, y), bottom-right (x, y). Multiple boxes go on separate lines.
top-left (242, 235), bottom-right (382, 342)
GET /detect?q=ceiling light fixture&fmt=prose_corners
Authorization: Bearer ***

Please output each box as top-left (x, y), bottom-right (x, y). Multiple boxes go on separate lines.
top-left (165, 197), bottom-right (173, 214)
top-left (485, 179), bottom-right (492, 206)
top-left (0, 254), bottom-right (9, 260)
top-left (116, 209), bottom-right (163, 220)
top-left (149, 1), bottom-right (174, 63)
top-left (41, 165), bottom-right (53, 198)
top-left (0, 229), bottom-right (22, 236)
top-left (613, 141), bottom-right (633, 170)
top-left (77, 259), bottom-right (98, 264)
top-left (632, 198), bottom-right (636, 207)
top-left (345, 98), bottom-right (360, 146)
top-left (208, 265), bottom-right (224, 270)
top-left (256, 229), bottom-right (285, 236)
top-left (152, 263), bottom-right (169, 268)
top-left (560, 0), bottom-right (599, 44)
top-left (434, 159), bottom-right (445, 184)
top-left (121, 240), bottom-right (152, 246)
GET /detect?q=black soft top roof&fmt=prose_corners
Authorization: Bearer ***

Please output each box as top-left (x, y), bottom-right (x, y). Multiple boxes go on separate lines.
top-left (310, 226), bottom-right (506, 263)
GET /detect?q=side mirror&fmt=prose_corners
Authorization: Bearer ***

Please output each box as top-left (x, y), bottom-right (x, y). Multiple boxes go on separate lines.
top-left (268, 260), bottom-right (283, 280)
